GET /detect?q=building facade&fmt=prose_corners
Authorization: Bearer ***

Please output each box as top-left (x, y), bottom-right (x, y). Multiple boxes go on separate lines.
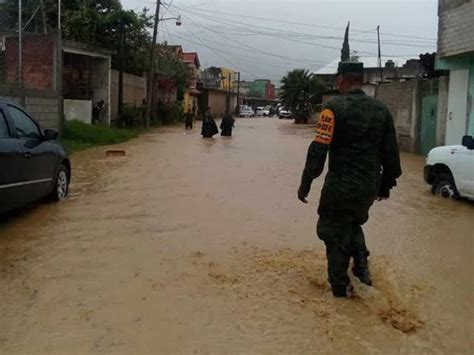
top-left (198, 66), bottom-right (239, 115)
top-left (435, 0), bottom-right (474, 143)
top-left (181, 52), bottom-right (200, 112)
top-left (314, 57), bottom-right (424, 95)
top-left (248, 79), bottom-right (276, 100)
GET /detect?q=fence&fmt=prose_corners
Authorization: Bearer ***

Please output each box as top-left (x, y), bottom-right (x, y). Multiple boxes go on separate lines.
top-left (0, 1), bottom-right (61, 130)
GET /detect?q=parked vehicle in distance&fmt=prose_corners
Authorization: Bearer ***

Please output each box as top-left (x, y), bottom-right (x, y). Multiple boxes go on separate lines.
top-left (256, 107), bottom-right (270, 117)
top-left (264, 105), bottom-right (275, 117)
top-left (0, 98), bottom-right (71, 215)
top-left (239, 105), bottom-right (255, 118)
top-left (279, 108), bottom-right (293, 119)
top-left (424, 135), bottom-right (474, 200)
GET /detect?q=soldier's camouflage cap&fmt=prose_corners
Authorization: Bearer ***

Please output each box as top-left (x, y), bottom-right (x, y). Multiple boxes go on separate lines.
top-left (337, 61), bottom-right (363, 75)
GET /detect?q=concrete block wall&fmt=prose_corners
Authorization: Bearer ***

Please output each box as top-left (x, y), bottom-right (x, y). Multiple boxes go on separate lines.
top-left (376, 81), bottom-right (417, 152)
top-left (0, 92), bottom-right (60, 131)
top-left (24, 96), bottom-right (61, 130)
top-left (110, 70), bottom-right (146, 121)
top-left (438, 0), bottom-right (474, 57)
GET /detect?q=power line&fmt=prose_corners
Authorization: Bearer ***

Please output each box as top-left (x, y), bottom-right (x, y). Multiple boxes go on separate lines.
top-left (175, 10), bottom-right (424, 57)
top-left (175, 17), bottom-right (261, 79)
top-left (177, 7), bottom-right (435, 49)
top-left (161, 17), bottom-right (173, 43)
top-left (181, 24), bottom-right (331, 66)
top-left (173, 5), bottom-right (437, 41)
top-left (171, 32), bottom-right (325, 73)
top-left (169, 8), bottom-right (344, 66)
top-left (188, 20), bottom-right (435, 48)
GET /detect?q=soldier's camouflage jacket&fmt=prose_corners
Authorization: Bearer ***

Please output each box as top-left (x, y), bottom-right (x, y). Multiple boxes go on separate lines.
top-left (300, 89), bottom-right (402, 217)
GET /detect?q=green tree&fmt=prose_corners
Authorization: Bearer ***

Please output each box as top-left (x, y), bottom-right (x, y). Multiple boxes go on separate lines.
top-left (280, 69), bottom-right (327, 113)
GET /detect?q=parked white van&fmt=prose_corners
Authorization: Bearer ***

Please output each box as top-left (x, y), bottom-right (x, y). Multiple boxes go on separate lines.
top-left (424, 135), bottom-right (474, 200)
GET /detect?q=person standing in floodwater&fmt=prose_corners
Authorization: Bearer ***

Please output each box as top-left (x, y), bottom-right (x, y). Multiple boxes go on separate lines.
top-left (184, 105), bottom-right (194, 130)
top-left (220, 110), bottom-right (235, 137)
top-left (201, 107), bottom-right (219, 138)
top-left (297, 62), bottom-right (402, 298)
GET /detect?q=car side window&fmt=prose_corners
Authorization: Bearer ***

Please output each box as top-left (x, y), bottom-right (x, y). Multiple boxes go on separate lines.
top-left (8, 105), bottom-right (41, 140)
top-left (0, 110), bottom-right (10, 138)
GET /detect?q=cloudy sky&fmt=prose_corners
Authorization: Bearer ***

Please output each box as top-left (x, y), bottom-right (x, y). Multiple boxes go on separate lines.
top-left (122, 0), bottom-right (439, 84)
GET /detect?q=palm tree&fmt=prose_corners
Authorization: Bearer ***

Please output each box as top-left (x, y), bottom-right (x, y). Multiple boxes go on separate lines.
top-left (280, 69), bottom-right (327, 121)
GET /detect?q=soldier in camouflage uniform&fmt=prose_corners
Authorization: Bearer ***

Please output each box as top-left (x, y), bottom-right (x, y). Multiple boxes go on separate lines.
top-left (298, 62), bottom-right (402, 298)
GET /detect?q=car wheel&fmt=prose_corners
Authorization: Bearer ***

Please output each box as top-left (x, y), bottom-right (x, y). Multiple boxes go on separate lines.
top-left (432, 173), bottom-right (458, 199)
top-left (50, 164), bottom-right (70, 202)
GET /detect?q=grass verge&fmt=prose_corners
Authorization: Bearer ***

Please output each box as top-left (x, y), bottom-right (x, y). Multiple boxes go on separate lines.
top-left (59, 120), bottom-right (141, 154)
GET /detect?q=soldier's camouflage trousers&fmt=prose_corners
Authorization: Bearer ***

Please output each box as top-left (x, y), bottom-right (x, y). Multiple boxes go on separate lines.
top-left (317, 209), bottom-right (370, 291)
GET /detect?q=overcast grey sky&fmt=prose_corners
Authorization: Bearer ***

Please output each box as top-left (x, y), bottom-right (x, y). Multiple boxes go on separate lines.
top-left (123, 0), bottom-right (439, 83)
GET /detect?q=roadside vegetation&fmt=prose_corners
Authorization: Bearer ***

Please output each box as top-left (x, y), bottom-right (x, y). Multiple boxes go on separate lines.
top-left (60, 120), bottom-right (140, 154)
top-left (280, 69), bottom-right (328, 112)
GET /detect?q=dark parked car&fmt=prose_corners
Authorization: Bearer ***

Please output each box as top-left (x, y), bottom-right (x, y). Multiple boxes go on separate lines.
top-left (0, 98), bottom-right (71, 215)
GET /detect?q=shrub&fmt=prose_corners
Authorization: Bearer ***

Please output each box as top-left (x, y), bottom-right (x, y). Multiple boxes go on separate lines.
top-left (117, 104), bottom-right (145, 128)
top-left (152, 101), bottom-right (184, 126)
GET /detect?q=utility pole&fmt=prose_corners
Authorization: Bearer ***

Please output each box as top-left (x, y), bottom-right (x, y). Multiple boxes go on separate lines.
top-left (58, 0), bottom-right (61, 31)
top-left (18, 0), bottom-right (22, 87)
top-left (227, 74), bottom-right (231, 112)
top-left (39, 0), bottom-right (48, 34)
top-left (146, 0), bottom-right (162, 128)
top-left (118, 29), bottom-right (125, 116)
top-left (236, 72), bottom-right (241, 115)
top-left (377, 25), bottom-right (383, 83)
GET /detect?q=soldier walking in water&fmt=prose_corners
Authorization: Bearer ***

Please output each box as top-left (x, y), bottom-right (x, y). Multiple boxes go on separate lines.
top-left (184, 105), bottom-right (194, 130)
top-left (298, 62), bottom-right (402, 298)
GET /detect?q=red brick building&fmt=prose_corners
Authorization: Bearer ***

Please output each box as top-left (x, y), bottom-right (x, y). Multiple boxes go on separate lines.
top-left (4, 33), bottom-right (56, 90)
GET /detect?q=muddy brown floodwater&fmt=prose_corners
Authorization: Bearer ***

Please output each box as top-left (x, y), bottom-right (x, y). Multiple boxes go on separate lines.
top-left (1, 118), bottom-right (473, 354)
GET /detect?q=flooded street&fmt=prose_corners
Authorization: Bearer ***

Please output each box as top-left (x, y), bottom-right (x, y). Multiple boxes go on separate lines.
top-left (1, 118), bottom-right (473, 354)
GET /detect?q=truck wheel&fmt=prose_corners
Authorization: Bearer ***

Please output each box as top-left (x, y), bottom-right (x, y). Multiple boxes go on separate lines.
top-left (432, 173), bottom-right (458, 199)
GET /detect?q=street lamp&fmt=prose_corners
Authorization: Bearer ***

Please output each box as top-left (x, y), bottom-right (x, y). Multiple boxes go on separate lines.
top-left (160, 15), bottom-right (182, 27)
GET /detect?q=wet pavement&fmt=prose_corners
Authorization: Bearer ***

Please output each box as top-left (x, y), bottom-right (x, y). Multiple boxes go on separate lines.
top-left (1, 118), bottom-right (473, 354)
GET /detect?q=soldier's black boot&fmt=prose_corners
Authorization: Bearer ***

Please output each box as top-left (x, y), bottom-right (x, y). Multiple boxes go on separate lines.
top-left (352, 251), bottom-right (372, 286)
top-left (331, 284), bottom-right (354, 298)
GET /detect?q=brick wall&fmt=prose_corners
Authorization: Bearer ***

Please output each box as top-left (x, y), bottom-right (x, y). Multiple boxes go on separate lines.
top-left (376, 81), bottom-right (417, 152)
top-left (4, 34), bottom-right (56, 90)
top-left (438, 0), bottom-right (474, 57)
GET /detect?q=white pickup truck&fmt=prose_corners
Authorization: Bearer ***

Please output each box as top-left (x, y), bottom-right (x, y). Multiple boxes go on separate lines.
top-left (424, 135), bottom-right (474, 200)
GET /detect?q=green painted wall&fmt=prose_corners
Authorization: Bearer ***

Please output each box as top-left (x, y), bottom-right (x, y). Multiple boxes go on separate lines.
top-left (436, 52), bottom-right (474, 135)
top-left (249, 81), bottom-right (266, 98)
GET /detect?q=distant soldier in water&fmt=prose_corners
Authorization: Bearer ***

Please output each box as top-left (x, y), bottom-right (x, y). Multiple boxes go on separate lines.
top-left (201, 107), bottom-right (219, 138)
top-left (184, 105), bottom-right (194, 130)
top-left (220, 110), bottom-right (235, 137)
